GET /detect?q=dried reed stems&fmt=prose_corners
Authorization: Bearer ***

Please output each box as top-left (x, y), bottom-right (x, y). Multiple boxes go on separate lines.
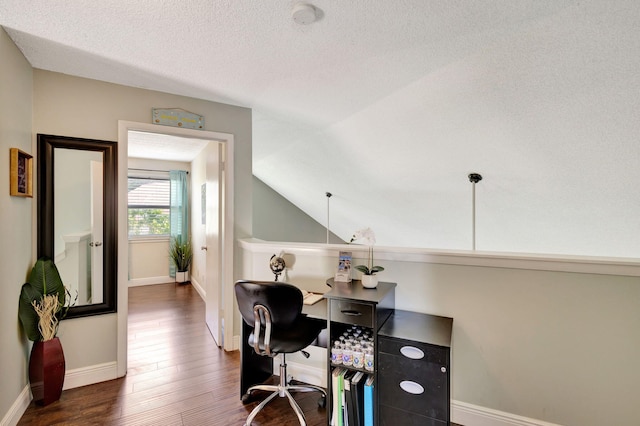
top-left (31, 294), bottom-right (60, 341)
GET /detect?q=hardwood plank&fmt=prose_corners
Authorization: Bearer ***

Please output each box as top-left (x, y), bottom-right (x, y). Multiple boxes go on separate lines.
top-left (17, 283), bottom-right (328, 426)
top-left (18, 282), bottom-right (461, 426)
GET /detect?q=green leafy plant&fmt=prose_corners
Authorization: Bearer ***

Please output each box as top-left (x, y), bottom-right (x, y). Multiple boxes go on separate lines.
top-left (18, 258), bottom-right (73, 342)
top-left (350, 228), bottom-right (385, 276)
top-left (169, 236), bottom-right (193, 272)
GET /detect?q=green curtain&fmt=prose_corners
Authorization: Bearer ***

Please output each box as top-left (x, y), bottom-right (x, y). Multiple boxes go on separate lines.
top-left (169, 170), bottom-right (189, 277)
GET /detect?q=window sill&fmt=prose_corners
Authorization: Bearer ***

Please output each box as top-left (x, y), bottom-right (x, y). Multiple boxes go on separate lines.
top-left (128, 236), bottom-right (170, 244)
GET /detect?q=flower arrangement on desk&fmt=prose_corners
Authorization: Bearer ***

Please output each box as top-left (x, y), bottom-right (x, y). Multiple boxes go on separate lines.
top-left (350, 228), bottom-right (384, 288)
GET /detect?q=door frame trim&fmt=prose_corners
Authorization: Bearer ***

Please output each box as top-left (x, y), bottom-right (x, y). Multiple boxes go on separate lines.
top-left (116, 121), bottom-right (235, 377)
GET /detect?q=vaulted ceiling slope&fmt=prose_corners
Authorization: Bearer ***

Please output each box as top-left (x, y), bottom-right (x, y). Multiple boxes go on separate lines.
top-left (2, 1), bottom-right (639, 258)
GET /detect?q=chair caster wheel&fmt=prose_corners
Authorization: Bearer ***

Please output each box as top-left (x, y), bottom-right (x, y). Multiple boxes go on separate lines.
top-left (318, 395), bottom-right (326, 408)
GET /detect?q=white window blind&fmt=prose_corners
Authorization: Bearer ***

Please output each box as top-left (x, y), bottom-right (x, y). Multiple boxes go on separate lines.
top-left (128, 175), bottom-right (170, 237)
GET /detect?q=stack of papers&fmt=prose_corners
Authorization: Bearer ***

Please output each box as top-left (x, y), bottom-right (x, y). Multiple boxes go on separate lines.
top-left (302, 291), bottom-right (323, 305)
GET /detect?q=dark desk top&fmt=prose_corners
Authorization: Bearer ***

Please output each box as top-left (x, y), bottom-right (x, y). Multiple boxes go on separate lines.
top-left (378, 309), bottom-right (453, 348)
top-left (324, 278), bottom-right (397, 304)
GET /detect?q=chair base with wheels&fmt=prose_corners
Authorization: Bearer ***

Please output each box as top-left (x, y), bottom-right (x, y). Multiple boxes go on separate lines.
top-left (242, 353), bottom-right (326, 425)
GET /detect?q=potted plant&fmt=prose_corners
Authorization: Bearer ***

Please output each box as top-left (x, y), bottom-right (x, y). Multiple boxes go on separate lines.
top-left (350, 228), bottom-right (384, 288)
top-left (18, 257), bottom-right (73, 406)
top-left (169, 236), bottom-right (193, 283)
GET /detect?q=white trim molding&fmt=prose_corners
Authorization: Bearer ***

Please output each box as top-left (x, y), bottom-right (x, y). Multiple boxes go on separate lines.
top-left (128, 276), bottom-right (175, 287)
top-left (0, 386), bottom-right (30, 426)
top-left (452, 400), bottom-right (564, 426)
top-left (239, 238), bottom-right (640, 277)
top-left (281, 360), bottom-right (326, 389)
top-left (231, 334), bottom-right (241, 351)
top-left (1, 363), bottom-right (119, 426)
top-left (189, 276), bottom-right (206, 301)
top-left (63, 361), bottom-right (118, 391)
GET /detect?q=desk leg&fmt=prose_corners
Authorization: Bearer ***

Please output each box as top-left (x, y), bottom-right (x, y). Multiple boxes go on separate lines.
top-left (240, 320), bottom-right (273, 401)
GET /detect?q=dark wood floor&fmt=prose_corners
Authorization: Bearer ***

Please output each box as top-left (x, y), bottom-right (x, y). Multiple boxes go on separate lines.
top-left (18, 283), bottom-right (327, 425)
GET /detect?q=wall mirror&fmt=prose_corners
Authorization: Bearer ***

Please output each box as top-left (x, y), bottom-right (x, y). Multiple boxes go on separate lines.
top-left (37, 134), bottom-right (117, 318)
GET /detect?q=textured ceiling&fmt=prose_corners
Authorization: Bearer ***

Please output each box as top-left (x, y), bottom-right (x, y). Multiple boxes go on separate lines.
top-left (1, 0), bottom-right (639, 257)
top-left (128, 131), bottom-right (208, 162)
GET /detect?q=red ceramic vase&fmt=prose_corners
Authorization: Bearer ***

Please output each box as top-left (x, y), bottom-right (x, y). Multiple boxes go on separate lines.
top-left (29, 337), bottom-right (65, 406)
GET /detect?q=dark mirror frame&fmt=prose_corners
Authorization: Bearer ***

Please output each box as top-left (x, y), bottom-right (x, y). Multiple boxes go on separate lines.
top-left (37, 134), bottom-right (118, 319)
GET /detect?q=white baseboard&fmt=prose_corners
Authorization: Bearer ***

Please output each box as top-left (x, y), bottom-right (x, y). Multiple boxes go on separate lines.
top-left (0, 385), bottom-right (30, 426)
top-left (63, 361), bottom-right (118, 391)
top-left (189, 276), bottom-right (206, 300)
top-left (269, 361), bottom-right (563, 426)
top-left (452, 400), bottom-right (563, 426)
top-left (2, 362), bottom-right (119, 426)
top-left (277, 359), bottom-right (326, 389)
top-left (3, 365), bottom-right (559, 426)
top-left (128, 276), bottom-right (175, 287)
top-left (280, 365), bottom-right (561, 426)
top-left (232, 334), bottom-right (240, 351)
top-left (273, 345), bottom-right (328, 389)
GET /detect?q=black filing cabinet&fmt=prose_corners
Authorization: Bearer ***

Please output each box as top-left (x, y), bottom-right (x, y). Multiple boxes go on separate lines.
top-left (377, 310), bottom-right (453, 425)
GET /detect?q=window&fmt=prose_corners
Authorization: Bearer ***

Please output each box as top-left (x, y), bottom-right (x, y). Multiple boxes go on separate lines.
top-left (128, 175), bottom-right (170, 237)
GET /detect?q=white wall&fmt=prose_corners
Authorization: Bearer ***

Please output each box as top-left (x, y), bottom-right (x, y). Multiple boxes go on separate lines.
top-left (240, 239), bottom-right (640, 426)
top-left (0, 27), bottom-right (34, 425)
top-left (254, 1), bottom-right (640, 259)
top-left (53, 148), bottom-right (102, 255)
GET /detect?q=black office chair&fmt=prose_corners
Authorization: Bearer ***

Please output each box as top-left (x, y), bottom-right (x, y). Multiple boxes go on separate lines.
top-left (234, 280), bottom-right (327, 425)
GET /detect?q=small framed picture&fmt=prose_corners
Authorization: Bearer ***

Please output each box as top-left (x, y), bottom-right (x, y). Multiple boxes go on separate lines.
top-left (10, 148), bottom-right (33, 197)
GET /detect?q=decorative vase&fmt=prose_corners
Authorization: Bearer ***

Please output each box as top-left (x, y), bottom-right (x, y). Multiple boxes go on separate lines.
top-left (29, 337), bottom-right (65, 406)
top-left (361, 274), bottom-right (378, 289)
top-left (176, 271), bottom-right (189, 283)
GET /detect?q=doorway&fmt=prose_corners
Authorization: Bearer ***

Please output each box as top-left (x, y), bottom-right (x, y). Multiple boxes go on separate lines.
top-left (116, 121), bottom-right (235, 377)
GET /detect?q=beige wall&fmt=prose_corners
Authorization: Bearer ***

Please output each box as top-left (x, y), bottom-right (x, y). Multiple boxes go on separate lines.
top-left (240, 240), bottom-right (640, 426)
top-left (128, 240), bottom-right (171, 281)
top-left (28, 71), bottom-right (251, 378)
top-left (0, 27), bottom-right (34, 421)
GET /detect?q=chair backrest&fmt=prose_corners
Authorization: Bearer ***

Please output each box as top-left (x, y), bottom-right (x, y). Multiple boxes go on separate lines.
top-left (234, 280), bottom-right (304, 330)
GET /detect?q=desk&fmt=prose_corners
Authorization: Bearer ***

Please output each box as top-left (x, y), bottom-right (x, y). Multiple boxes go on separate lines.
top-left (239, 280), bottom-right (396, 401)
top-left (238, 281), bottom-right (452, 426)
top-left (303, 297), bottom-right (328, 321)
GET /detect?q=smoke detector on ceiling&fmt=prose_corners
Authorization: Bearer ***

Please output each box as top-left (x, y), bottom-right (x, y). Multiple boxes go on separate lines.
top-left (292, 2), bottom-right (317, 25)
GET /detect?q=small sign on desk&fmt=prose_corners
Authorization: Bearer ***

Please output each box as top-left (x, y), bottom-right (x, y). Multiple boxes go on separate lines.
top-left (334, 251), bottom-right (352, 282)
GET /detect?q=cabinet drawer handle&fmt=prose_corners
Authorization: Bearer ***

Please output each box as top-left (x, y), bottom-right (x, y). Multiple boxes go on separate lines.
top-left (341, 309), bottom-right (363, 316)
top-left (400, 346), bottom-right (424, 360)
top-left (399, 380), bottom-right (424, 395)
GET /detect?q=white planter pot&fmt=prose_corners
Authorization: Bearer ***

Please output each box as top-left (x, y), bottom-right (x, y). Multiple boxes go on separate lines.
top-left (361, 274), bottom-right (378, 288)
top-left (176, 271), bottom-right (189, 283)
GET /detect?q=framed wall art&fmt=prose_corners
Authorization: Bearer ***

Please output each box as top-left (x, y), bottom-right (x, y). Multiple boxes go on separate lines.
top-left (10, 148), bottom-right (33, 197)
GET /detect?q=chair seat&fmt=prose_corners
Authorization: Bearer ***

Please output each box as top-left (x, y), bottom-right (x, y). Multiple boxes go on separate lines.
top-left (249, 315), bottom-right (325, 354)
